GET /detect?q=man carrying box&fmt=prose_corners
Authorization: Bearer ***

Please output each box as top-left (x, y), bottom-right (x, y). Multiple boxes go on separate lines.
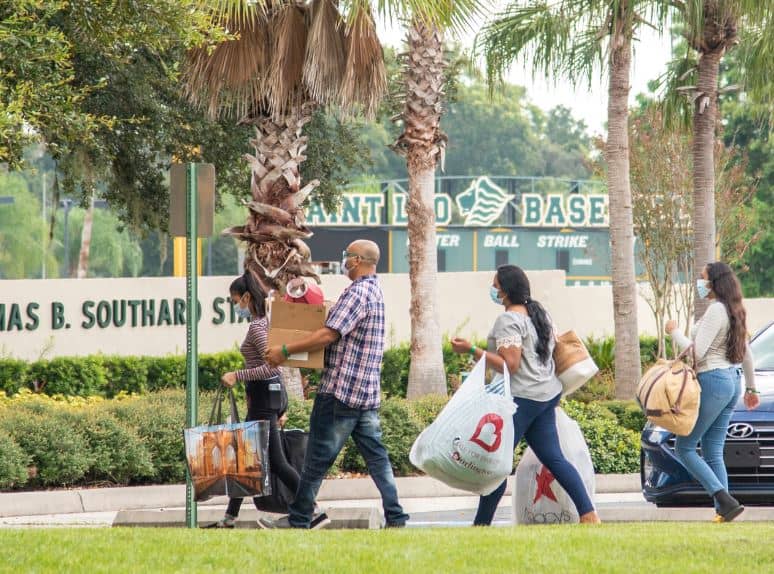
top-left (261, 239), bottom-right (409, 529)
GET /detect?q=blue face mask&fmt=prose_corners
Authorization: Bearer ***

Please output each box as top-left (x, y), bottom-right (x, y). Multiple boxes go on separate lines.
top-left (696, 279), bottom-right (711, 300)
top-left (236, 306), bottom-right (252, 320)
top-left (490, 285), bottom-right (504, 305)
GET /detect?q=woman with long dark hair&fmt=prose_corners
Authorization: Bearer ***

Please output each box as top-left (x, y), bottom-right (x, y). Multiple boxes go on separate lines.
top-left (666, 262), bottom-right (759, 522)
top-left (452, 265), bottom-right (600, 525)
top-left (209, 272), bottom-right (326, 529)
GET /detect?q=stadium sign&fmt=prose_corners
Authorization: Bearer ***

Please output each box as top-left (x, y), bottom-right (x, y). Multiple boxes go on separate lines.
top-left (307, 177), bottom-right (608, 228)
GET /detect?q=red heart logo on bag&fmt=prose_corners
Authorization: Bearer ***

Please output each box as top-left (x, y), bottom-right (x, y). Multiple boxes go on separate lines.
top-left (469, 413), bottom-right (504, 452)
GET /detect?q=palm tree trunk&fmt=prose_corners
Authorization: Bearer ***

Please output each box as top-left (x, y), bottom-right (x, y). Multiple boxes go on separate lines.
top-left (76, 195), bottom-right (95, 279)
top-left (606, 16), bottom-right (641, 399)
top-left (394, 20), bottom-right (446, 398)
top-left (692, 51), bottom-right (721, 319)
top-left (231, 103), bottom-right (320, 294)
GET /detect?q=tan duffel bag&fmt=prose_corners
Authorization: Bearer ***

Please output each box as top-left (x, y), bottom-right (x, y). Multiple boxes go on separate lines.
top-left (553, 331), bottom-right (599, 396)
top-left (636, 347), bottom-right (700, 436)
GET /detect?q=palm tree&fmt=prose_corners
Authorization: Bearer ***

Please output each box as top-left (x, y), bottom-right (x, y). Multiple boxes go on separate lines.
top-left (185, 1), bottom-right (385, 294)
top-left (662, 1), bottom-right (772, 317)
top-left (391, 20), bottom-right (448, 398)
top-left (478, 1), bottom-right (671, 398)
top-left (185, 0), bottom-right (481, 398)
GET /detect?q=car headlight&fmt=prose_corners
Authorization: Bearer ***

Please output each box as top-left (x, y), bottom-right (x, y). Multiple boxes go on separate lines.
top-left (643, 424), bottom-right (671, 444)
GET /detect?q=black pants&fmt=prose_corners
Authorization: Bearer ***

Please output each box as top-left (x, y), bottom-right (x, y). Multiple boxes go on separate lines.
top-left (226, 379), bottom-right (300, 517)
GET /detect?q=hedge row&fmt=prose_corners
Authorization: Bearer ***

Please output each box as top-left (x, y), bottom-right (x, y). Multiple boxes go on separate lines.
top-left (0, 389), bottom-right (641, 491)
top-left (0, 336), bottom-right (667, 401)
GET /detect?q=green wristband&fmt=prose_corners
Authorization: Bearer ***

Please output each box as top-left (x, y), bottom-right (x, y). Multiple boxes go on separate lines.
top-left (745, 388), bottom-right (760, 395)
top-left (282, 344), bottom-right (290, 359)
top-left (468, 345), bottom-right (477, 356)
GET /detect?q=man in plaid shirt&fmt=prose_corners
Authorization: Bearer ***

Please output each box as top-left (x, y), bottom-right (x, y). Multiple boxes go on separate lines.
top-left (263, 240), bottom-right (409, 529)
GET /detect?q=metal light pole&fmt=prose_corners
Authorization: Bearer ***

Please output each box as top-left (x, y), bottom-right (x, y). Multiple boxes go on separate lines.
top-left (60, 199), bottom-right (74, 277)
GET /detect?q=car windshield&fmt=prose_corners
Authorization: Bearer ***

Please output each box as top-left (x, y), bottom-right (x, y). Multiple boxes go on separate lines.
top-left (751, 323), bottom-right (774, 370)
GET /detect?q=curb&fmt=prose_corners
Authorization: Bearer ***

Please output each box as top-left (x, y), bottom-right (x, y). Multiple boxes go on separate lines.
top-left (0, 474), bottom-right (640, 518)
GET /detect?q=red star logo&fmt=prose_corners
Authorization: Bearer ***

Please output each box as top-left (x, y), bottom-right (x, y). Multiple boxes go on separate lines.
top-left (533, 466), bottom-right (558, 503)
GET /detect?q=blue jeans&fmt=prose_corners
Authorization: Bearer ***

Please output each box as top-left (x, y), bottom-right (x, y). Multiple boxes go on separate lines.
top-left (474, 393), bottom-right (595, 525)
top-left (288, 393), bottom-right (409, 528)
top-left (674, 367), bottom-right (742, 504)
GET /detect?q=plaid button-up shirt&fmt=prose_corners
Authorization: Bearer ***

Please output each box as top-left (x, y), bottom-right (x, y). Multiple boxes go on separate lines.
top-left (319, 275), bottom-right (384, 409)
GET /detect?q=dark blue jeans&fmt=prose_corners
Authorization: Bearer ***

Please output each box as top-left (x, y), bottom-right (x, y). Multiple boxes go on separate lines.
top-left (474, 393), bottom-right (595, 525)
top-left (288, 393), bottom-right (409, 528)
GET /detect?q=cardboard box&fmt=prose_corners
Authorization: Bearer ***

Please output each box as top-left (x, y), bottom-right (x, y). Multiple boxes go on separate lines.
top-left (267, 297), bottom-right (329, 369)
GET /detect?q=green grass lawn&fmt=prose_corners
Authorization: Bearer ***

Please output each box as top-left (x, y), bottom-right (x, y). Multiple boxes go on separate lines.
top-left (0, 524), bottom-right (767, 574)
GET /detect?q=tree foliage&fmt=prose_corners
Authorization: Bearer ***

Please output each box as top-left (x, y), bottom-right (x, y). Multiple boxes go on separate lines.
top-left (0, 173), bottom-right (57, 279)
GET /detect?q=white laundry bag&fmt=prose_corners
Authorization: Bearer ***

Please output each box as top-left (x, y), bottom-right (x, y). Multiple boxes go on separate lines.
top-left (512, 407), bottom-right (595, 524)
top-left (409, 356), bottom-right (516, 495)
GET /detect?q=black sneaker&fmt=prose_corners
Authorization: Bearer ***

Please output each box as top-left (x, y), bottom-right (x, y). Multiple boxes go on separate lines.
top-left (385, 521), bottom-right (406, 529)
top-left (204, 518), bottom-right (235, 529)
top-left (310, 512), bottom-right (331, 530)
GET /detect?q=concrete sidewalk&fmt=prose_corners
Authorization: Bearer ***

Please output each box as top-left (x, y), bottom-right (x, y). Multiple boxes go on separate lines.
top-left (0, 474), bottom-right (639, 518)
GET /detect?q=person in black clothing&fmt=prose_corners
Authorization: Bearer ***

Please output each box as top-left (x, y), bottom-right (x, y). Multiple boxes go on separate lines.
top-left (208, 273), bottom-right (327, 529)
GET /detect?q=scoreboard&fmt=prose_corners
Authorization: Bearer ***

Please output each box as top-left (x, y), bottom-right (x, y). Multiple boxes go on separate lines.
top-left (304, 176), bottom-right (644, 285)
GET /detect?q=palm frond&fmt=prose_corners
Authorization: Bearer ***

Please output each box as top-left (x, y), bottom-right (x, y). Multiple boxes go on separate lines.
top-left (652, 55), bottom-right (697, 132)
top-left (303, 0), bottom-right (347, 107)
top-left (184, 13), bottom-right (270, 119)
top-left (340, 7), bottom-right (386, 119)
top-left (346, 0), bottom-right (487, 35)
top-left (732, 21), bottom-right (774, 121)
top-left (476, 2), bottom-right (605, 90)
top-left (267, 3), bottom-right (309, 117)
top-left (204, 0), bottom-right (271, 25)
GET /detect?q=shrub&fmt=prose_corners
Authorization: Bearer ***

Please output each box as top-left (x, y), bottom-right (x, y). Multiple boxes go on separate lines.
top-left (567, 370), bottom-right (616, 402)
top-left (59, 408), bottom-right (155, 485)
top-left (0, 359), bottom-right (29, 395)
top-left (285, 398), bottom-right (313, 431)
top-left (102, 356), bottom-right (149, 396)
top-left (408, 394), bottom-right (449, 428)
top-left (562, 400), bottom-right (640, 474)
top-left (381, 344), bottom-right (410, 398)
top-left (28, 356), bottom-right (107, 396)
top-left (599, 400), bottom-right (647, 433)
top-left (198, 352), bottom-right (244, 392)
top-left (0, 407), bottom-right (92, 486)
top-left (106, 391), bottom-right (187, 483)
top-left (0, 430), bottom-right (29, 489)
top-left (584, 335), bottom-right (615, 373)
top-left (144, 356), bottom-right (186, 391)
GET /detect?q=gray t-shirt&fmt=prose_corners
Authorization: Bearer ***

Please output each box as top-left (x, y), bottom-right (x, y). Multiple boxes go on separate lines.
top-left (487, 311), bottom-right (562, 401)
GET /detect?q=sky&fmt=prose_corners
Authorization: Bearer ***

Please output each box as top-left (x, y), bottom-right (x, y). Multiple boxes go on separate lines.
top-left (376, 8), bottom-right (675, 136)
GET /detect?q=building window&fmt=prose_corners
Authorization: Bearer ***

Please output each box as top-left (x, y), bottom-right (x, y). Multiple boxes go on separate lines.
top-left (495, 250), bottom-right (508, 267)
top-left (556, 250), bottom-right (570, 272)
top-left (437, 249), bottom-right (447, 272)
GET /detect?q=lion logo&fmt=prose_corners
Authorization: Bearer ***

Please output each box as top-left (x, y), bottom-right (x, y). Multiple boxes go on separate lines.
top-left (455, 177), bottom-right (515, 226)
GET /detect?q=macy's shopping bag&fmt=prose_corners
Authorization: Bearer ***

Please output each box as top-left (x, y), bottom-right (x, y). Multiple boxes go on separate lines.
top-left (184, 387), bottom-right (271, 502)
top-left (513, 408), bottom-right (595, 525)
top-left (409, 356), bottom-right (516, 495)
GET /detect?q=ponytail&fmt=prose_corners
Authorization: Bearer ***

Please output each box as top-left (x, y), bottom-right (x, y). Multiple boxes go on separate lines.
top-left (525, 299), bottom-right (553, 364)
top-left (496, 265), bottom-right (553, 364)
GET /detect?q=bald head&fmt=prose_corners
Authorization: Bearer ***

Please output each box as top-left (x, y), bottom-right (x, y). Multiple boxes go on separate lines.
top-left (348, 240), bottom-right (380, 266)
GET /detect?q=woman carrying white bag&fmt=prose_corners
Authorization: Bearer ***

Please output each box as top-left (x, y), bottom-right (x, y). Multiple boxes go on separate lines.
top-left (409, 356), bottom-right (517, 496)
top-left (451, 265), bottom-right (601, 526)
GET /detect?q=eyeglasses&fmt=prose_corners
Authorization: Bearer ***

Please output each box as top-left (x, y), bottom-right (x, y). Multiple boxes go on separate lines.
top-left (342, 250), bottom-right (361, 259)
